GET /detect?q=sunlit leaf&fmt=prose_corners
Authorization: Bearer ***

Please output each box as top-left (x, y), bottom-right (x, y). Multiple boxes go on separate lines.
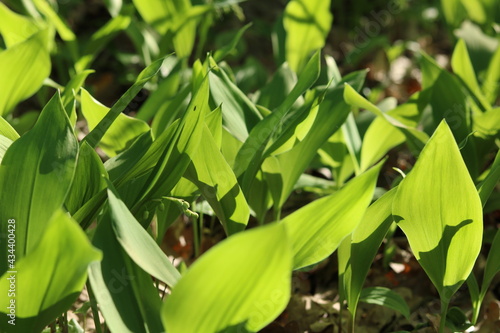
top-left (0, 28), bottom-right (51, 116)
top-left (162, 222), bottom-right (292, 333)
top-left (81, 88), bottom-right (150, 157)
top-left (283, 160), bottom-right (383, 270)
top-left (107, 184), bottom-right (181, 287)
top-left (283, 0), bottom-right (332, 73)
top-left (393, 120), bottom-right (483, 302)
top-left (185, 125), bottom-right (249, 235)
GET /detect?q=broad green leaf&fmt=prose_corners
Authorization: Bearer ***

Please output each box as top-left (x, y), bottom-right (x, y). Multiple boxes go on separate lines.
top-left (81, 88), bottom-right (150, 157)
top-left (344, 83), bottom-right (428, 154)
top-left (131, 76), bottom-right (210, 215)
top-left (105, 131), bottom-right (153, 183)
top-left (359, 287), bottom-right (410, 319)
top-left (209, 61), bottom-right (262, 142)
top-left (267, 71), bottom-right (366, 210)
top-left (83, 58), bottom-right (162, 149)
top-left (361, 117), bottom-right (404, 171)
top-left (0, 2), bottom-right (41, 47)
top-left (107, 184), bottom-right (181, 287)
top-left (0, 28), bottom-right (51, 116)
top-left (0, 116), bottom-right (20, 141)
top-left (234, 50), bottom-right (320, 188)
top-left (0, 210), bottom-right (101, 333)
top-left (283, 0), bottom-right (332, 73)
top-left (266, 98), bottom-right (319, 156)
top-left (340, 188), bottom-right (397, 317)
top-left (65, 142), bottom-right (108, 215)
top-left (0, 93), bottom-right (78, 273)
top-left (162, 222), bottom-right (292, 333)
top-left (283, 160), bottom-right (383, 270)
top-left (150, 85), bottom-right (191, 137)
top-left (451, 39), bottom-right (490, 111)
top-left (360, 94), bottom-right (424, 171)
top-left (88, 209), bottom-right (164, 333)
top-left (185, 125), bottom-right (249, 235)
top-left (393, 120), bottom-right (483, 301)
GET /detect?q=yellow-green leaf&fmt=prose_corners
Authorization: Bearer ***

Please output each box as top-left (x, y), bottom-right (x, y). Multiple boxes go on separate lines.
top-left (162, 222), bottom-right (292, 333)
top-left (0, 210), bottom-right (101, 333)
top-left (283, 0), bottom-right (332, 73)
top-left (283, 160), bottom-right (383, 270)
top-left (0, 28), bottom-right (51, 116)
top-left (393, 120), bottom-right (483, 301)
top-left (81, 88), bottom-right (150, 157)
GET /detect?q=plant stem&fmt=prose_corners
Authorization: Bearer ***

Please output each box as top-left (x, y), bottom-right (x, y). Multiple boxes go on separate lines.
top-left (439, 298), bottom-right (450, 333)
top-left (192, 214), bottom-right (200, 258)
top-left (86, 281), bottom-right (103, 333)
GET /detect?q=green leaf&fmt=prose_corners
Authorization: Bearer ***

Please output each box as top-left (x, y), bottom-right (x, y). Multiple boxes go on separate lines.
top-left (0, 93), bottom-right (78, 272)
top-left (419, 52), bottom-right (478, 177)
top-left (267, 71), bottom-right (366, 210)
top-left (82, 58), bottom-right (163, 149)
top-left (344, 83), bottom-right (428, 155)
top-left (65, 142), bottom-right (108, 215)
top-left (451, 39), bottom-right (490, 111)
top-left (283, 0), bottom-right (332, 73)
top-left (33, 0), bottom-right (76, 42)
top-left (0, 116), bottom-right (20, 141)
top-left (477, 149), bottom-right (500, 207)
top-left (340, 188), bottom-right (397, 317)
top-left (0, 210), bottom-right (101, 333)
top-left (213, 22), bottom-right (252, 62)
top-left (439, 0), bottom-right (466, 29)
top-left (81, 88), bottom-right (150, 157)
top-left (393, 120), bottom-right (483, 302)
top-left (162, 222), bottom-right (292, 333)
top-left (256, 62), bottom-right (297, 110)
top-left (0, 135), bottom-right (13, 164)
top-left (88, 209), bottom-right (164, 333)
top-left (185, 125), bottom-right (249, 235)
top-left (283, 160), bottom-right (383, 270)
top-left (234, 50), bottom-right (320, 188)
top-left (481, 229), bottom-right (500, 299)
top-left (0, 2), bottom-right (41, 47)
top-left (106, 182), bottom-right (181, 287)
top-left (208, 61), bottom-right (262, 142)
top-left (0, 28), bottom-right (51, 116)
top-left (359, 287), bottom-right (410, 319)
top-left (482, 44), bottom-right (500, 104)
